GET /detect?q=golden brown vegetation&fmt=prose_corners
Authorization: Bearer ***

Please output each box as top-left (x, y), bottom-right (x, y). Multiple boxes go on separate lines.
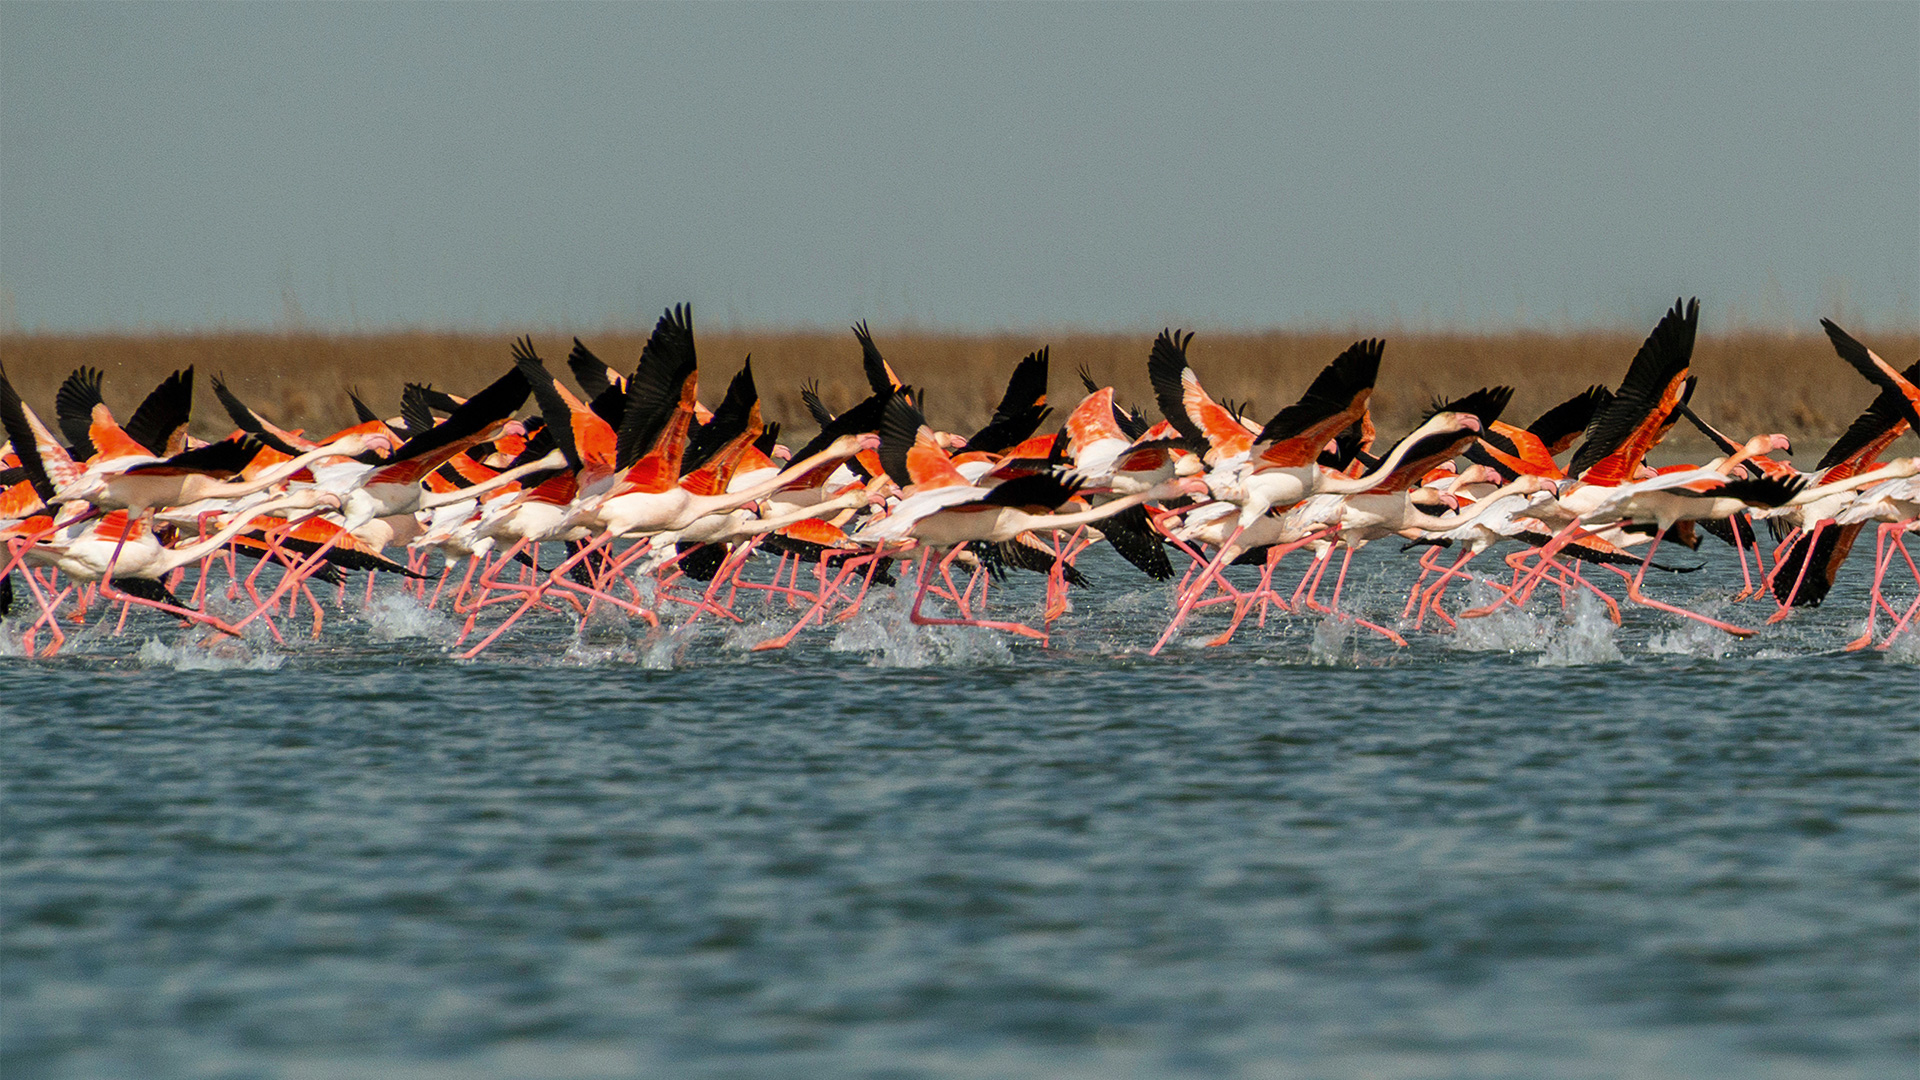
top-left (4, 326), bottom-right (1916, 464)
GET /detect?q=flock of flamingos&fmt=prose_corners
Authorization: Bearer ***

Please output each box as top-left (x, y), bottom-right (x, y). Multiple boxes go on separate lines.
top-left (3, 299), bottom-right (1917, 661)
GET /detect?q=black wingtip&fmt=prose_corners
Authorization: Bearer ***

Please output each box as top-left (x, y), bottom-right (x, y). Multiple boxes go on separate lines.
top-left (876, 391), bottom-right (925, 489)
top-left (614, 305), bottom-right (701, 470)
top-left (210, 374), bottom-right (305, 456)
top-left (853, 320), bottom-right (897, 397)
top-left (348, 388), bottom-right (384, 427)
top-left (1566, 301), bottom-right (1700, 478)
top-left (977, 470), bottom-right (1085, 510)
top-left (1257, 337), bottom-right (1383, 445)
top-left (1525, 385), bottom-right (1611, 451)
top-left (967, 347), bottom-right (1053, 454)
top-left (1701, 474), bottom-right (1807, 508)
top-left (1821, 318), bottom-right (1920, 431)
top-left (1147, 328), bottom-right (1204, 446)
top-left (1103, 502), bottom-right (1174, 580)
top-left (54, 366), bottom-right (106, 459)
top-left (1427, 386), bottom-right (1512, 429)
top-left (0, 367), bottom-right (58, 504)
top-left (800, 380), bottom-right (834, 428)
top-left (681, 357), bottom-right (759, 477)
top-left (567, 337), bottom-right (615, 402)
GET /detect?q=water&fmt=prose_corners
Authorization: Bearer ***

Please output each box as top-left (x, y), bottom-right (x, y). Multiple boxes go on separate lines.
top-left (3, 546), bottom-right (1916, 1078)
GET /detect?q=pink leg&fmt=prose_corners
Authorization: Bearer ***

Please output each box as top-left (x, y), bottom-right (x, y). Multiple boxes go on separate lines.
top-left (1622, 533), bottom-right (1755, 637)
top-left (1402, 546), bottom-right (1445, 619)
top-left (96, 511), bottom-right (250, 639)
top-left (1311, 544), bottom-right (1407, 647)
top-left (1417, 547), bottom-right (1481, 630)
top-left (1876, 529), bottom-right (1920, 649)
top-left (1465, 519), bottom-right (1589, 617)
top-left (908, 545), bottom-right (1048, 642)
top-left (427, 559), bottom-right (455, 610)
top-left (1151, 524), bottom-right (1247, 656)
top-left (10, 545), bottom-right (73, 656)
top-left (833, 547), bottom-right (894, 623)
top-left (750, 554), bottom-right (878, 651)
top-left (1768, 522), bottom-right (1828, 623)
top-left (1843, 525), bottom-right (1897, 651)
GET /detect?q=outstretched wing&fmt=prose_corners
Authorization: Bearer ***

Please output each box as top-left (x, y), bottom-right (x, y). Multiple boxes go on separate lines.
top-left (1569, 298), bottom-right (1698, 483)
top-left (967, 347), bottom-right (1051, 454)
top-left (1254, 338), bottom-right (1382, 469)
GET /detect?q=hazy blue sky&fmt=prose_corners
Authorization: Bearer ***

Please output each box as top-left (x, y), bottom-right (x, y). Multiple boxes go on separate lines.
top-left (3, 2), bottom-right (1915, 333)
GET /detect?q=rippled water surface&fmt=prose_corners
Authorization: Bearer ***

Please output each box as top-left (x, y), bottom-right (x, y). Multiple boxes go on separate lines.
top-left (4, 547), bottom-right (1916, 1078)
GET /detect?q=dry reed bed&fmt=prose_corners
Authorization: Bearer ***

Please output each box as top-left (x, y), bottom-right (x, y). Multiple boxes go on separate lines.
top-left (4, 328), bottom-right (1917, 465)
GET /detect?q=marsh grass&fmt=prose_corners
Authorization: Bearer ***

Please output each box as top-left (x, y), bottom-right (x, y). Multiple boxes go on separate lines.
top-left (4, 326), bottom-right (1915, 464)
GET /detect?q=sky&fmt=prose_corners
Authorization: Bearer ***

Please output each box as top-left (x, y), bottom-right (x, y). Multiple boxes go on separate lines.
top-left (2, 2), bottom-right (1916, 334)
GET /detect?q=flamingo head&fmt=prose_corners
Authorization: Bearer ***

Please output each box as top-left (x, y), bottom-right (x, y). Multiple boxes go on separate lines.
top-left (1447, 463), bottom-right (1499, 489)
top-left (296, 490), bottom-right (347, 512)
top-left (1510, 474), bottom-right (1560, 498)
top-left (1148, 474), bottom-right (1212, 501)
top-left (330, 429), bottom-right (399, 459)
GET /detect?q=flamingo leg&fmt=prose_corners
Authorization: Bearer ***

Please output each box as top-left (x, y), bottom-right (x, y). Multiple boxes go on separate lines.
top-left (908, 543), bottom-right (1047, 642)
top-left (1417, 547), bottom-right (1481, 630)
top-left (683, 540), bottom-right (762, 632)
top-left (1843, 524), bottom-right (1899, 651)
top-left (456, 539), bottom-right (555, 658)
top-left (1727, 514), bottom-right (1760, 602)
top-left (832, 547), bottom-right (894, 623)
top-left (1876, 528), bottom-right (1920, 649)
top-left (9, 545), bottom-right (72, 656)
top-left (1760, 527), bottom-right (1802, 594)
top-left (1308, 544), bottom-right (1407, 647)
top-left (1300, 544), bottom-right (1341, 614)
top-left (97, 510), bottom-right (252, 640)
top-left (226, 527), bottom-right (346, 639)
top-left (1151, 523), bottom-right (1247, 656)
top-left (1465, 518), bottom-right (1589, 617)
top-left (1289, 547), bottom-right (1327, 609)
top-left (426, 557), bottom-right (456, 610)
top-left (1768, 521), bottom-right (1828, 623)
top-left (1205, 533), bottom-right (1325, 648)
top-left (1402, 546), bottom-right (1445, 620)
top-left (750, 553), bottom-right (877, 651)
top-left (1563, 561), bottom-right (1624, 625)
top-left (1621, 532), bottom-right (1755, 637)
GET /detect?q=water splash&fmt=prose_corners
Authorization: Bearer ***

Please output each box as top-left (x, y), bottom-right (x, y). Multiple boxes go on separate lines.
top-left (1447, 582), bottom-right (1553, 653)
top-left (1103, 586), bottom-right (1159, 613)
top-left (1308, 617), bottom-right (1354, 666)
top-left (560, 637), bottom-right (634, 666)
top-left (722, 617), bottom-right (785, 651)
top-left (136, 636), bottom-right (285, 672)
top-left (829, 594), bottom-right (1014, 668)
top-left (1646, 619), bottom-right (1733, 659)
top-left (1885, 627), bottom-right (1920, 665)
top-left (1535, 594), bottom-right (1623, 667)
top-left (363, 592), bottom-right (456, 643)
top-left (641, 623), bottom-right (699, 669)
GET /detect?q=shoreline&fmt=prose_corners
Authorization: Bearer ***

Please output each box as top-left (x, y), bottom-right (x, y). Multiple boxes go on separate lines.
top-left (5, 326), bottom-right (1916, 464)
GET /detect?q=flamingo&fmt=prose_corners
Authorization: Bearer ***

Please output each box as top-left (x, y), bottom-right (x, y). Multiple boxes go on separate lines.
top-left (17, 489), bottom-right (342, 652)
